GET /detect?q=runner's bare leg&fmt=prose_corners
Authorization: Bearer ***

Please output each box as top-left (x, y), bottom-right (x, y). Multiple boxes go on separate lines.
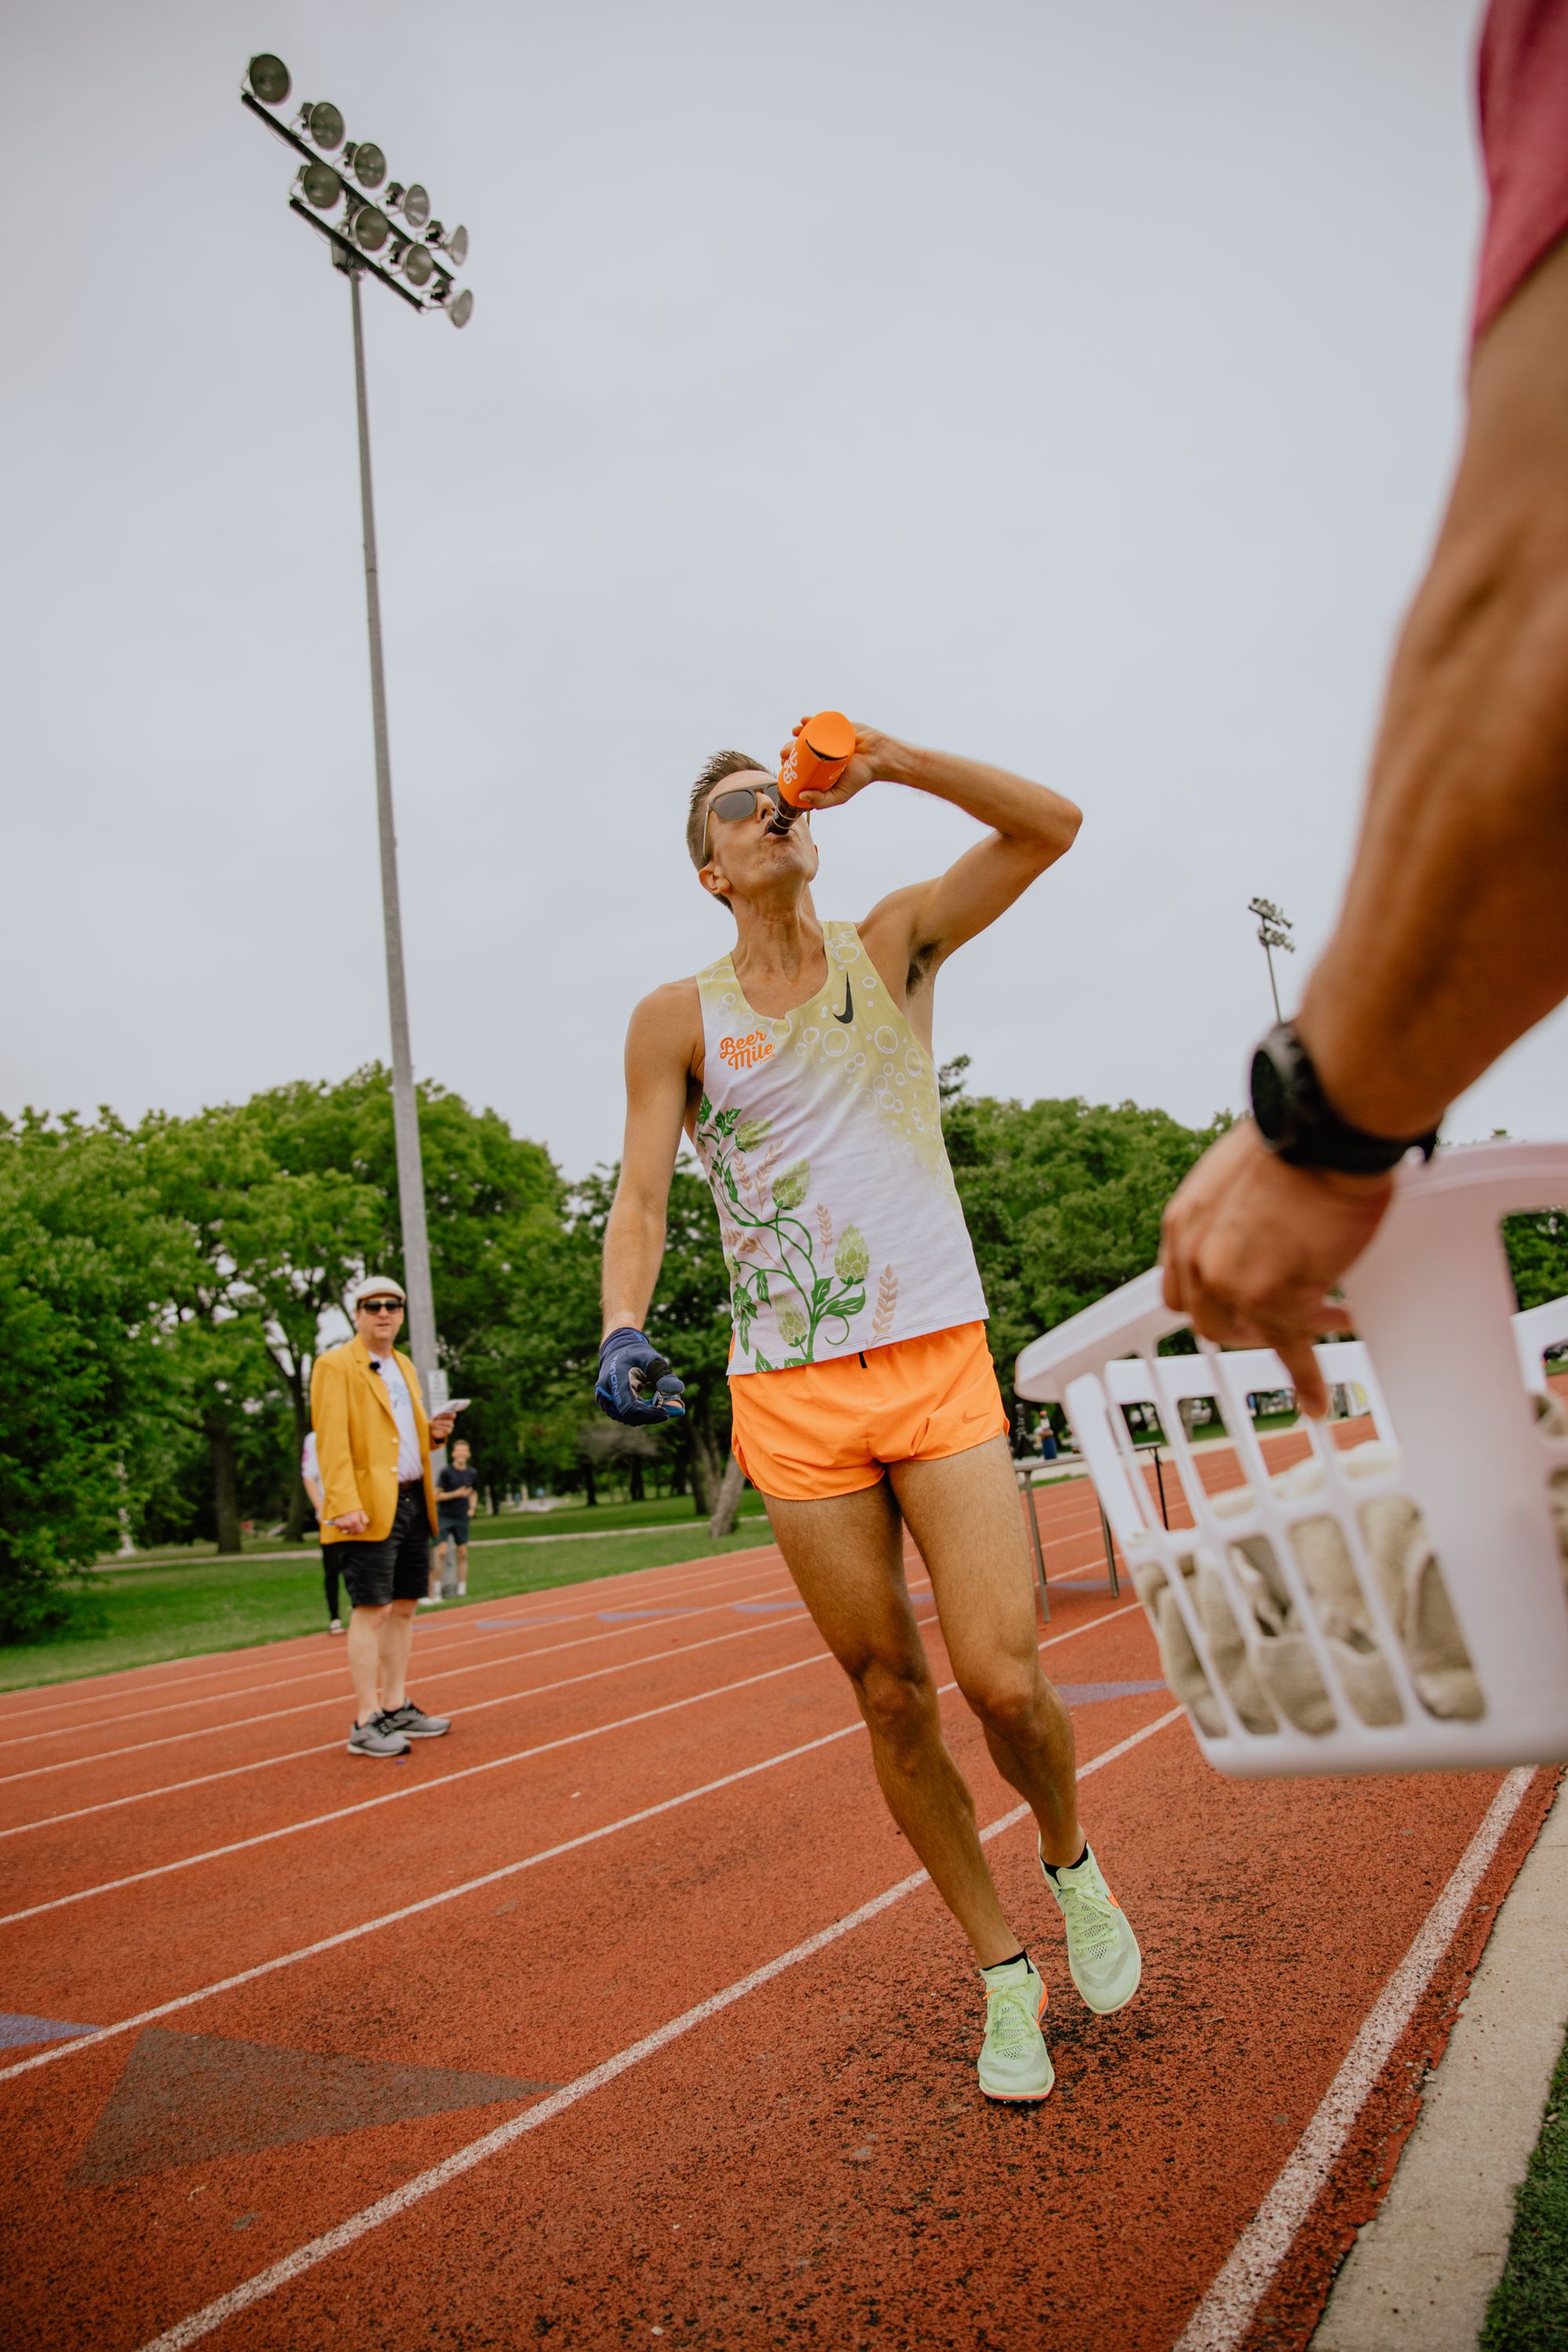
top-left (767, 1477), bottom-right (1023, 1965)
top-left (891, 1436), bottom-right (1082, 1867)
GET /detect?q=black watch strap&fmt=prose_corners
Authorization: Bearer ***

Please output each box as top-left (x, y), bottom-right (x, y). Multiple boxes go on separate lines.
top-left (1249, 1022), bottom-right (1439, 1175)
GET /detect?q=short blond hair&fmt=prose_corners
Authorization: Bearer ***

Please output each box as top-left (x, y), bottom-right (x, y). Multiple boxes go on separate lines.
top-left (685, 749), bottom-right (766, 873)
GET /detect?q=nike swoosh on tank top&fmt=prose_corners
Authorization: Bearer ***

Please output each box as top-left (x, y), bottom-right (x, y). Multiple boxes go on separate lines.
top-left (692, 920), bottom-right (988, 1374)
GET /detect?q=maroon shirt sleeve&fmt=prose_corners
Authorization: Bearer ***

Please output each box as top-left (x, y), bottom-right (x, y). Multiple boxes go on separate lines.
top-left (1472, 0), bottom-right (1568, 341)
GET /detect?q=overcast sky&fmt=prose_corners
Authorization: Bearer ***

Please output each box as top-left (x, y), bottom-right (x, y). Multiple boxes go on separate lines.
top-left (5, 0), bottom-right (1562, 1179)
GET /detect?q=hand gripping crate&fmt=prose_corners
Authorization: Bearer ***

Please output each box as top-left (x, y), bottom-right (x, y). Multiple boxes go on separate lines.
top-left (1014, 1140), bottom-right (1568, 1776)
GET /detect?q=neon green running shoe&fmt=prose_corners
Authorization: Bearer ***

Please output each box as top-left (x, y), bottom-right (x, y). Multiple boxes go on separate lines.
top-left (976, 1955), bottom-right (1054, 2104)
top-left (1041, 1843), bottom-right (1142, 2014)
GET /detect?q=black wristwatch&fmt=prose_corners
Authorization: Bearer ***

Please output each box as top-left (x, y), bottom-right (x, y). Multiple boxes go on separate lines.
top-left (1249, 1022), bottom-right (1439, 1174)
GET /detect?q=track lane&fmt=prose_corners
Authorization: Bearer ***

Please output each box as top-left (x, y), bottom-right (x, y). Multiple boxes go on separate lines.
top-left (125, 1757), bottom-right (1538, 2352)
top-left (0, 1565), bottom-right (1124, 1910)
top-left (0, 1598), bottom-right (1145, 2043)
top-left (6, 1697), bottom-right (1541, 2352)
top-left (0, 1551), bottom-right (807, 1756)
top-left (0, 1501), bottom-right (1116, 1825)
top-left (0, 1571), bottom-right (832, 1825)
top-left (0, 1535), bottom-right (816, 1737)
top-left (0, 1623), bottom-right (1169, 2348)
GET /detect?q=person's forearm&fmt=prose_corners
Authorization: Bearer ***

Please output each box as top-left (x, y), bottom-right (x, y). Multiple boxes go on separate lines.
top-left (601, 1194), bottom-right (667, 1338)
top-left (880, 739), bottom-right (1081, 855)
top-left (1302, 554), bottom-right (1568, 1134)
top-left (1300, 251), bottom-right (1568, 1137)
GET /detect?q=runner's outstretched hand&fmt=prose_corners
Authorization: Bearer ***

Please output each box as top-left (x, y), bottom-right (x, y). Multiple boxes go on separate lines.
top-left (596, 1327), bottom-right (687, 1425)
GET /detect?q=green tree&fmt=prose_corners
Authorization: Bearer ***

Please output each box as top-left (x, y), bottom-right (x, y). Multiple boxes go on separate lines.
top-left (0, 1113), bottom-right (179, 1636)
top-left (138, 1105), bottom-right (290, 1554)
top-left (941, 1091), bottom-right (1229, 1412)
top-left (1504, 1208), bottom-right (1568, 1316)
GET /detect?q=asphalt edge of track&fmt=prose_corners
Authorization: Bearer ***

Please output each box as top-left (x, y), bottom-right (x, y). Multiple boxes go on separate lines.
top-left (1310, 1773), bottom-right (1568, 2347)
top-left (1176, 1762), bottom-right (1563, 2352)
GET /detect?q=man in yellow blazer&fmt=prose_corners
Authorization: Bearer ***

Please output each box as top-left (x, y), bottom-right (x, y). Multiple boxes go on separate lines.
top-left (313, 1276), bottom-right (459, 1758)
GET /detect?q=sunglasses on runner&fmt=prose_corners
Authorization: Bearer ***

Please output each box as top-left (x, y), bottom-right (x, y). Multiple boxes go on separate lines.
top-left (360, 1299), bottom-right (404, 1315)
top-left (701, 781), bottom-right (801, 863)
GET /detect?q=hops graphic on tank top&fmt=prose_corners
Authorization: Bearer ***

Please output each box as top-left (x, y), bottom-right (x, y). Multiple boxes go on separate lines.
top-left (869, 1264), bottom-right (899, 1346)
top-left (696, 1098), bottom-right (870, 1367)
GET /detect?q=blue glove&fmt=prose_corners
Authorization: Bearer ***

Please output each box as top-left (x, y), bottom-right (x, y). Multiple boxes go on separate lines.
top-left (595, 1327), bottom-right (687, 1425)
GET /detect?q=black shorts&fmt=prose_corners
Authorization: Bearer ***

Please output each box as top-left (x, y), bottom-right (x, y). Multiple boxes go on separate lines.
top-left (337, 1486), bottom-right (430, 1608)
top-left (437, 1508), bottom-right (470, 1543)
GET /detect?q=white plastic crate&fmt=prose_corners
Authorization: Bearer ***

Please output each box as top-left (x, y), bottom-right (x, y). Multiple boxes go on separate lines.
top-left (1014, 1139), bottom-right (1568, 1776)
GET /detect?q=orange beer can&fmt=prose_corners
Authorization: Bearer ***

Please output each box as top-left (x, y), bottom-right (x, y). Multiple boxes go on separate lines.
top-left (779, 710), bottom-right (856, 807)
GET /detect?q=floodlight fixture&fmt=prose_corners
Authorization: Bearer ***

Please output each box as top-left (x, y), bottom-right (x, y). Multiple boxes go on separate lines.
top-left (303, 100), bottom-right (345, 151)
top-left (345, 140), bottom-right (387, 190)
top-left (299, 160), bottom-right (343, 211)
top-left (238, 58), bottom-right (475, 1423)
top-left (248, 53), bottom-right (292, 104)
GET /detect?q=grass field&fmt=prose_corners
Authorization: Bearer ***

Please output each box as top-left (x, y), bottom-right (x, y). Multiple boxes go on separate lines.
top-left (2, 1508), bottom-right (778, 1693)
top-left (1482, 2016), bottom-right (1568, 2350)
top-left (96, 1490), bottom-right (774, 1568)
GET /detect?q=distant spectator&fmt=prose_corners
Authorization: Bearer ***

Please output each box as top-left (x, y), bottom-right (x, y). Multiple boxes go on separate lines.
top-left (300, 1428), bottom-right (343, 1634)
top-left (311, 1276), bottom-right (457, 1759)
top-left (430, 1438), bottom-right (479, 1602)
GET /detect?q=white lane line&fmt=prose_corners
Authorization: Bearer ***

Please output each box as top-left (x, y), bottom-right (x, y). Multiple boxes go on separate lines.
top-left (0, 1557), bottom-right (797, 1750)
top-left (0, 1573), bottom-right (1134, 1849)
top-left (10, 1490), bottom-right (1095, 1722)
top-left (1173, 1765), bottom-right (1539, 2352)
top-left (0, 1514), bottom-right (1109, 1788)
top-left (0, 1571), bottom-right (960, 1842)
top-left (0, 1610), bottom-right (829, 1844)
top-left (0, 1574), bottom-right (812, 1784)
top-left (0, 1648), bottom-right (844, 1926)
top-left (0, 1606), bottom-right (1144, 2082)
top-left (1, 1546), bottom-right (786, 1720)
top-left (7, 1494), bottom-right (1097, 1729)
top-left (0, 1582), bottom-right (1109, 1907)
top-left (131, 1705), bottom-right (1179, 2352)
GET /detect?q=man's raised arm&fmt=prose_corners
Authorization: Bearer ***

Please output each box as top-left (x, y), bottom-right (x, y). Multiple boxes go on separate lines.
top-left (597, 985), bottom-right (695, 1425)
top-left (789, 724), bottom-right (1080, 978)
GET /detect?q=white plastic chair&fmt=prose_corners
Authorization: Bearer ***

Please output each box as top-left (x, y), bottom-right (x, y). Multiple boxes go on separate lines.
top-left (1014, 1140), bottom-right (1568, 1776)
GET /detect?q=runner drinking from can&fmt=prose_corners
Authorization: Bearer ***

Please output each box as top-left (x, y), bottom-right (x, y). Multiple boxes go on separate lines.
top-left (596, 719), bottom-right (1143, 2103)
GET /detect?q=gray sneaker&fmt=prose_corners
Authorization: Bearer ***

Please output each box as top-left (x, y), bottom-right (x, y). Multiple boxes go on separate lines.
top-left (381, 1698), bottom-right (450, 1739)
top-left (347, 1714), bottom-right (411, 1758)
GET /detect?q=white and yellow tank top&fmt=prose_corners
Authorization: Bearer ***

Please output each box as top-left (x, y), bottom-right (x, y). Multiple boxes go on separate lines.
top-left (692, 920), bottom-right (987, 1375)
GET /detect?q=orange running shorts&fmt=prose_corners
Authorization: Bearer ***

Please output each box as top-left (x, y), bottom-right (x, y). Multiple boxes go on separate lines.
top-left (728, 1320), bottom-right (1008, 1502)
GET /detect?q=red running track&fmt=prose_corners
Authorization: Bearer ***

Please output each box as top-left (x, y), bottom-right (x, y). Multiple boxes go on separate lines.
top-left (0, 1468), bottom-right (1555, 2351)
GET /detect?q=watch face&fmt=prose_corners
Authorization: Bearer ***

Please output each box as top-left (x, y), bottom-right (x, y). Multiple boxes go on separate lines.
top-left (1250, 1043), bottom-right (1290, 1145)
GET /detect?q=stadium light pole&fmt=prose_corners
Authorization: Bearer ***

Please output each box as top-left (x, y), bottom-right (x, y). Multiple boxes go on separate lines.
top-left (239, 55), bottom-right (474, 1406)
top-left (1247, 895), bottom-right (1296, 1025)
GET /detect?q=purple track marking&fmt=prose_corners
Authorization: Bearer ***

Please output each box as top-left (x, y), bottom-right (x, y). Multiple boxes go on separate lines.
top-left (1057, 1682), bottom-right (1168, 1705)
top-left (596, 1608), bottom-right (706, 1623)
top-left (0, 2013), bottom-right (99, 2049)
